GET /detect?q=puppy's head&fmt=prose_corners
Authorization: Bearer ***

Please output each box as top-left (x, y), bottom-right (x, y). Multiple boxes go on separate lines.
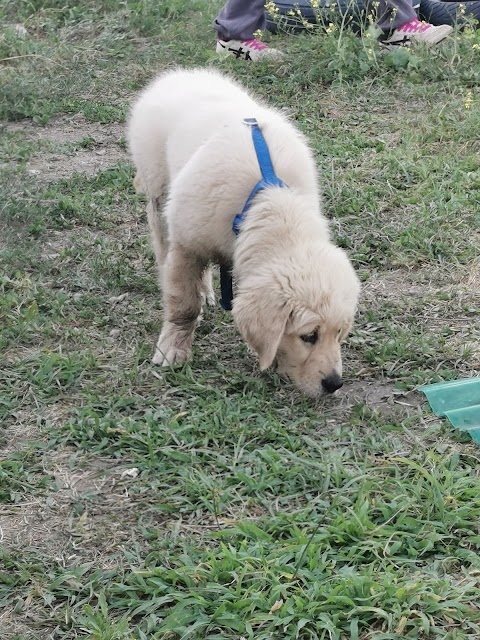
top-left (232, 244), bottom-right (360, 397)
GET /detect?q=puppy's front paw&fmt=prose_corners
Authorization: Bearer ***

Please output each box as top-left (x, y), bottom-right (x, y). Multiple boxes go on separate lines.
top-left (205, 289), bottom-right (216, 307)
top-left (152, 334), bottom-right (192, 367)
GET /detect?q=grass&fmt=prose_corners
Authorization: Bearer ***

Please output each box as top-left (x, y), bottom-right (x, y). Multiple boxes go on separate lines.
top-left (1, 0), bottom-right (480, 638)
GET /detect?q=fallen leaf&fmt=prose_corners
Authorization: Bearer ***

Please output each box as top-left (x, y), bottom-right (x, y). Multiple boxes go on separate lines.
top-left (108, 293), bottom-right (128, 304)
top-left (269, 599), bottom-right (283, 614)
top-left (120, 468), bottom-right (139, 480)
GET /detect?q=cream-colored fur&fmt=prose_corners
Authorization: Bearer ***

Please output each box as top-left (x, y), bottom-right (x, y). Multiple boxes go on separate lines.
top-left (127, 68), bottom-right (360, 397)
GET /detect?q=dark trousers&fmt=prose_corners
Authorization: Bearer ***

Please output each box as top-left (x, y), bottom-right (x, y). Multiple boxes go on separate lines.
top-left (213, 0), bottom-right (416, 39)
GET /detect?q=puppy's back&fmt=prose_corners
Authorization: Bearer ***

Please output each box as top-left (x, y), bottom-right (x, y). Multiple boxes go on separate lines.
top-left (128, 68), bottom-right (257, 146)
top-left (128, 68), bottom-right (318, 207)
top-left (127, 68), bottom-right (261, 191)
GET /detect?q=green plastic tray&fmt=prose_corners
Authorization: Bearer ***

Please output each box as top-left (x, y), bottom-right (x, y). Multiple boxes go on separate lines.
top-left (418, 378), bottom-right (480, 444)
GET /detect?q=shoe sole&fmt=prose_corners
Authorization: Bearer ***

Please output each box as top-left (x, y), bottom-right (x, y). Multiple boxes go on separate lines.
top-left (216, 40), bottom-right (284, 61)
top-left (379, 35), bottom-right (411, 48)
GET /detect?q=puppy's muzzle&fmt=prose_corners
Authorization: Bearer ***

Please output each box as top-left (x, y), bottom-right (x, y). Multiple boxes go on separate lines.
top-left (321, 372), bottom-right (343, 394)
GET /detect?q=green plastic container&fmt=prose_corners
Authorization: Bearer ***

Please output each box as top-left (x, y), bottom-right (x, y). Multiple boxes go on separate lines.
top-left (418, 378), bottom-right (480, 443)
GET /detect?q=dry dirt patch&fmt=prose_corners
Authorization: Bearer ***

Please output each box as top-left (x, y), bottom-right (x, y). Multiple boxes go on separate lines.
top-left (6, 114), bottom-right (128, 181)
top-left (0, 453), bottom-right (145, 558)
top-left (6, 113), bottom-right (124, 146)
top-left (363, 264), bottom-right (479, 301)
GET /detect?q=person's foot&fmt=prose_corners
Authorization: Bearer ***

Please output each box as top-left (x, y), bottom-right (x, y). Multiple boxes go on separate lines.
top-left (381, 18), bottom-right (453, 47)
top-left (216, 38), bottom-right (284, 61)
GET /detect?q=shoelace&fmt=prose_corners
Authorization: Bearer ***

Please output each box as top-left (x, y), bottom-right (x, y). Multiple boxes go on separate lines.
top-left (241, 39), bottom-right (268, 51)
top-left (399, 18), bottom-right (431, 33)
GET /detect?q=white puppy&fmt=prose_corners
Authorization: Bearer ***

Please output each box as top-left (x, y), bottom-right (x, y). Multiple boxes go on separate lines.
top-left (127, 68), bottom-right (360, 397)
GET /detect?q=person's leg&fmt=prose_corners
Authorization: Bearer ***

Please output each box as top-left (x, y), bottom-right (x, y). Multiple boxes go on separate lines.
top-left (373, 0), bottom-right (416, 30)
top-left (213, 0), bottom-right (266, 40)
top-left (214, 0), bottom-right (284, 61)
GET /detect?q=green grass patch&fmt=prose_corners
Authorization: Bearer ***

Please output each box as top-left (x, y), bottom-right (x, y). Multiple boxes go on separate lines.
top-left (0, 451), bottom-right (52, 503)
top-left (1, 0), bottom-right (479, 638)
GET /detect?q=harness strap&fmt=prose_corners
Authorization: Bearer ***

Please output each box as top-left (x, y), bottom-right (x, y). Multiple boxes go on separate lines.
top-left (232, 117), bottom-right (286, 236)
top-left (219, 265), bottom-right (234, 311)
top-left (219, 117), bottom-right (287, 311)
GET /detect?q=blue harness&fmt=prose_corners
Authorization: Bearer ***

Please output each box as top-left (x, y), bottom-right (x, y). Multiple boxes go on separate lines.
top-left (219, 117), bottom-right (286, 311)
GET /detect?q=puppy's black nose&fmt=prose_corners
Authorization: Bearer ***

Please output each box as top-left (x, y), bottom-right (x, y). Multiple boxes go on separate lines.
top-left (321, 372), bottom-right (343, 394)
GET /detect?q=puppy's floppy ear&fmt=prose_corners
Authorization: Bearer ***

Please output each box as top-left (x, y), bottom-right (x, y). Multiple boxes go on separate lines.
top-left (232, 286), bottom-right (291, 370)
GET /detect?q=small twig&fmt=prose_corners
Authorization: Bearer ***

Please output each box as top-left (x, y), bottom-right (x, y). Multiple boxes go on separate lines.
top-left (211, 488), bottom-right (221, 529)
top-left (0, 54), bottom-right (53, 63)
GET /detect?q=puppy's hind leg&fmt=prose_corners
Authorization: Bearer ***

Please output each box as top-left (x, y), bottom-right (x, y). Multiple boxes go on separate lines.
top-left (147, 195), bottom-right (169, 287)
top-left (152, 246), bottom-right (204, 367)
top-left (202, 267), bottom-right (215, 307)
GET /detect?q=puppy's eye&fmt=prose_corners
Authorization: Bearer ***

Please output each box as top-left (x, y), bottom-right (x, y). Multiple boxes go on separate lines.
top-left (300, 330), bottom-right (318, 345)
